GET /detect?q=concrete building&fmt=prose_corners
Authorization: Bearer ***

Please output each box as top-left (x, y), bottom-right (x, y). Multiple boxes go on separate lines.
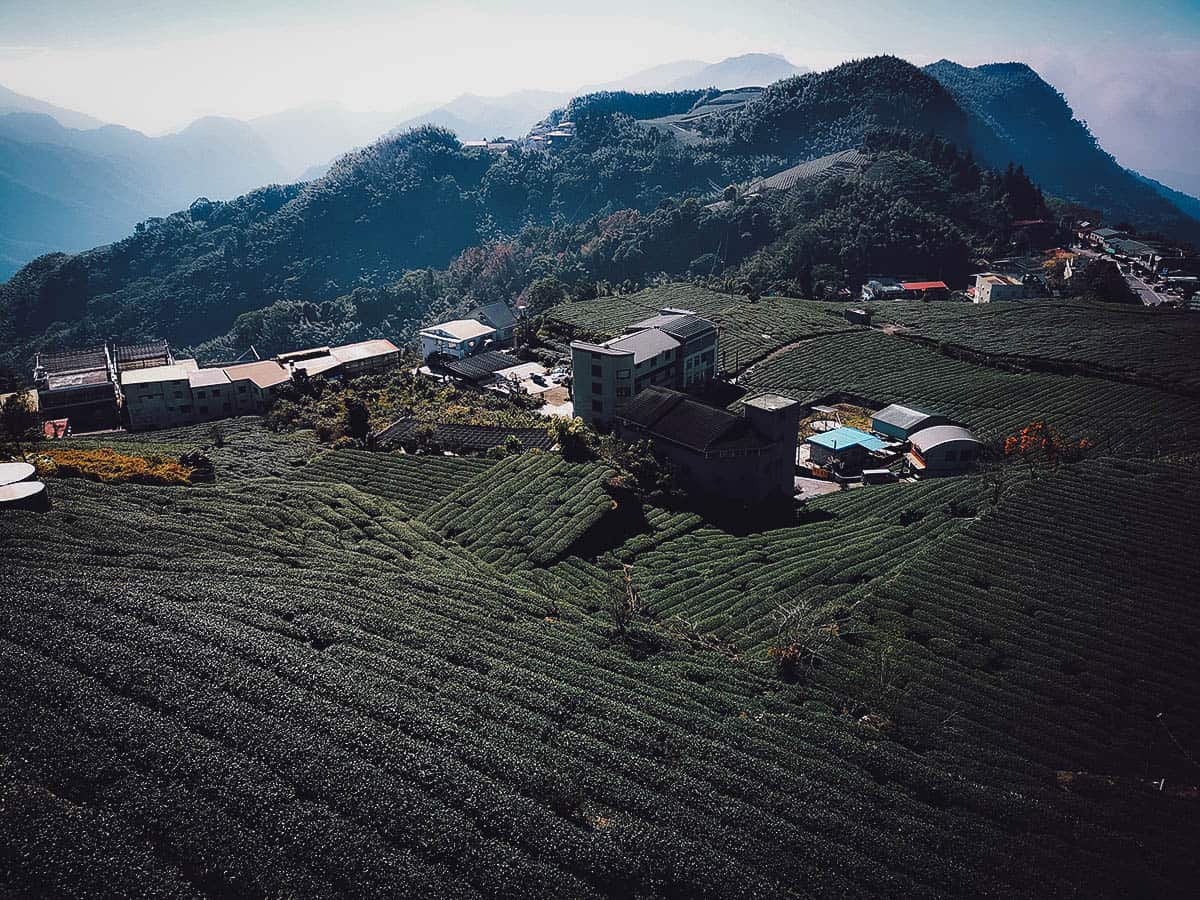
top-left (870, 404), bottom-right (949, 441)
top-left (805, 426), bottom-right (887, 475)
top-left (613, 387), bottom-right (802, 503)
top-left (468, 302), bottom-right (519, 344)
top-left (973, 272), bottom-right (1039, 303)
top-left (330, 339), bottom-right (403, 376)
top-left (188, 368), bottom-right (234, 421)
top-left (222, 361), bottom-right (291, 415)
top-left (33, 347), bottom-right (120, 432)
top-left (570, 310), bottom-right (718, 427)
top-left (420, 320), bottom-right (497, 360)
top-left (121, 360), bottom-right (200, 430)
top-left (907, 425), bottom-right (981, 477)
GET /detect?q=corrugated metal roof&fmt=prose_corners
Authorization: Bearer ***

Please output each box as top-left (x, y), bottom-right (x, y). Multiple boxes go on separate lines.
top-left (223, 360), bottom-right (291, 389)
top-left (421, 319), bottom-right (496, 341)
top-left (330, 339), bottom-right (400, 362)
top-left (910, 425), bottom-right (980, 451)
top-left (121, 364), bottom-right (192, 386)
top-left (188, 368), bottom-right (231, 388)
top-left (872, 403), bottom-right (935, 431)
top-left (607, 329), bottom-right (681, 363)
top-left (806, 426), bottom-right (887, 452)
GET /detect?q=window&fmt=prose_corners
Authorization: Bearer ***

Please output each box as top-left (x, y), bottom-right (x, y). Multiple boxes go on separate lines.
top-left (238, 386), bottom-right (248, 394)
top-left (196, 390), bottom-right (206, 399)
top-left (592, 400), bottom-right (603, 413)
top-left (616, 386), bottom-right (630, 398)
top-left (174, 391), bottom-right (183, 399)
top-left (616, 370), bottom-right (630, 380)
top-left (592, 381), bottom-right (602, 395)
top-left (591, 364), bottom-right (602, 378)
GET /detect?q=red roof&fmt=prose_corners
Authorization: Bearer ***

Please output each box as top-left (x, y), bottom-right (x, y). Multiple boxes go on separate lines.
top-left (901, 281), bottom-right (948, 291)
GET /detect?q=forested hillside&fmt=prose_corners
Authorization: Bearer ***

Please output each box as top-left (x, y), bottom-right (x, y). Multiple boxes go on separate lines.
top-left (924, 60), bottom-right (1200, 241)
top-left (2, 55), bottom-right (1197, 375)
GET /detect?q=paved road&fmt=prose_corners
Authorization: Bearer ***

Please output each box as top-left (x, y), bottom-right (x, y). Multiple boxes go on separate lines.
top-left (1075, 246), bottom-right (1173, 306)
top-left (1122, 268), bottom-right (1173, 307)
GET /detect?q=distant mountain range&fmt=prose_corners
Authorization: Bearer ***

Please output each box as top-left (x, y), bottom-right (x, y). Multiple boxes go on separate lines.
top-left (6, 53), bottom-right (1200, 378)
top-left (2, 50), bottom-right (1199, 292)
top-left (0, 53), bottom-right (810, 278)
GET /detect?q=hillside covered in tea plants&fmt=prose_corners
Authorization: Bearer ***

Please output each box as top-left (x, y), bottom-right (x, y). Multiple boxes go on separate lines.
top-left (2, 400), bottom-right (1199, 897)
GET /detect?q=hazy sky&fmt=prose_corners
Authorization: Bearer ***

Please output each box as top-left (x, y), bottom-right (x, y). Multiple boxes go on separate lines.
top-left (2, 0), bottom-right (1198, 188)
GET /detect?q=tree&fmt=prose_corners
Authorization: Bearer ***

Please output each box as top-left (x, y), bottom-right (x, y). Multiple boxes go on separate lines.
top-left (548, 416), bottom-right (592, 461)
top-left (342, 396), bottom-right (371, 443)
top-left (1069, 259), bottom-right (1137, 304)
top-left (0, 392), bottom-right (39, 459)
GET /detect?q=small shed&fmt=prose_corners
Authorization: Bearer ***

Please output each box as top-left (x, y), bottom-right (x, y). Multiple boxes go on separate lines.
top-left (806, 426), bottom-right (887, 474)
top-left (907, 425), bottom-right (981, 477)
top-left (871, 404), bottom-right (948, 441)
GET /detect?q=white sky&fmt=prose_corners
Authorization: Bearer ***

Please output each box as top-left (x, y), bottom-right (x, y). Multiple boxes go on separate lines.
top-left (1, 0), bottom-right (1198, 188)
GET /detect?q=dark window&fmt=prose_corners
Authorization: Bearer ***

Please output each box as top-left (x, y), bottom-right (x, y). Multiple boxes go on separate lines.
top-left (174, 391), bottom-right (183, 399)
top-left (196, 390), bottom-right (206, 399)
top-left (592, 400), bottom-right (603, 413)
top-left (238, 386), bottom-right (248, 393)
top-left (592, 381), bottom-right (602, 395)
top-left (591, 364), bottom-right (602, 377)
top-left (616, 387), bottom-right (630, 398)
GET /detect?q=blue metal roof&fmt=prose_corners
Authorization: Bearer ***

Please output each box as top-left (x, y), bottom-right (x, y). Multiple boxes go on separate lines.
top-left (806, 426), bottom-right (887, 452)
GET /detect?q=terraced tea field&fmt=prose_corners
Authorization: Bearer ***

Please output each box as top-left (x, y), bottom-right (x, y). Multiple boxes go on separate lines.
top-left (3, 455), bottom-right (1197, 897)
top-left (741, 329), bottom-right (1200, 454)
top-left (868, 300), bottom-right (1200, 392)
top-left (546, 284), bottom-right (854, 375)
top-left (303, 448), bottom-right (495, 513)
top-left (419, 451), bottom-right (618, 568)
top-left (5, 403), bottom-right (1200, 898)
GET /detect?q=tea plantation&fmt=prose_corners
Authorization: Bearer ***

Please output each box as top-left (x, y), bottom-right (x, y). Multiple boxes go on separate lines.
top-left (740, 329), bottom-right (1200, 454)
top-left (866, 300), bottom-right (1200, 393)
top-left (546, 284), bottom-right (853, 375)
top-left (3, 434), bottom-right (1199, 897)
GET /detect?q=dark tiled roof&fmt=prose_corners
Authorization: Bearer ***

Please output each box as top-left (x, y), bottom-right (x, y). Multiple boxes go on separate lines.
top-left (39, 347), bottom-right (109, 375)
top-left (440, 351), bottom-right (521, 381)
top-left (617, 386), bottom-right (767, 453)
top-left (374, 418), bottom-right (554, 452)
top-left (115, 341), bottom-right (171, 365)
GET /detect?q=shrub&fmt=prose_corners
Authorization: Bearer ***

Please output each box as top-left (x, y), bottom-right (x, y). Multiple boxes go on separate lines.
top-left (35, 449), bottom-right (194, 485)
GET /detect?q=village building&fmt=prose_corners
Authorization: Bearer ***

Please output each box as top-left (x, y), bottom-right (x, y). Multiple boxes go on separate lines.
top-left (32, 347), bottom-right (121, 432)
top-left (899, 281), bottom-right (950, 301)
top-left (870, 404), bottom-right (949, 441)
top-left (861, 277), bottom-right (906, 301)
top-left (613, 387), bottom-right (802, 503)
top-left (419, 319), bottom-right (497, 360)
top-left (188, 368), bottom-right (234, 421)
top-left (114, 340), bottom-right (173, 372)
top-left (805, 426), bottom-right (887, 475)
top-left (121, 360), bottom-right (201, 430)
top-left (907, 425), bottom-right (981, 477)
top-left (468, 301), bottom-right (519, 344)
top-left (973, 272), bottom-right (1041, 303)
top-left (222, 360), bottom-right (292, 415)
top-left (570, 310), bottom-right (719, 427)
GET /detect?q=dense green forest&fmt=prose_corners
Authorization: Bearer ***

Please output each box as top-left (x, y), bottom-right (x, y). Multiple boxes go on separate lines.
top-left (1, 55), bottom-right (1196, 373)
